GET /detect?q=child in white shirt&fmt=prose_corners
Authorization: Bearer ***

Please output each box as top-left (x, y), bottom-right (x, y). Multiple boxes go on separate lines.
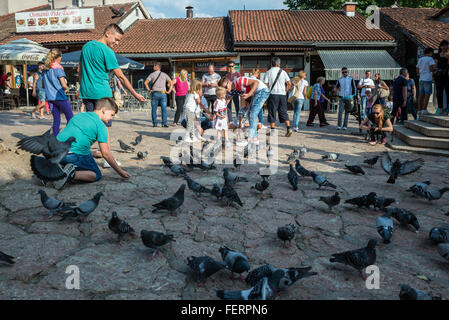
top-left (213, 87), bottom-right (232, 144)
top-left (184, 80), bottom-right (207, 142)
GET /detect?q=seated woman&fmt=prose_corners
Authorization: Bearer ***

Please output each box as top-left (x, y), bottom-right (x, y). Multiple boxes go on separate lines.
top-left (359, 104), bottom-right (393, 145)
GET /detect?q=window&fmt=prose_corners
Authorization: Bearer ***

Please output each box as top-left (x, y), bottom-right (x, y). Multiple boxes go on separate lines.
top-left (280, 56), bottom-right (304, 69)
top-left (241, 56), bottom-right (271, 70)
top-left (72, 0), bottom-right (80, 7)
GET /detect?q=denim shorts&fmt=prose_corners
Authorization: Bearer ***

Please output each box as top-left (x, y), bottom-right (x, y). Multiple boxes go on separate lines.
top-left (61, 153), bottom-right (102, 181)
top-left (419, 81), bottom-right (433, 95)
top-left (37, 90), bottom-right (46, 102)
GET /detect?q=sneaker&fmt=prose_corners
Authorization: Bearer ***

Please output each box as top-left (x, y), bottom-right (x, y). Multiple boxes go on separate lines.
top-left (381, 138), bottom-right (387, 145)
top-left (368, 140), bottom-right (377, 146)
top-left (343, 127), bottom-right (347, 130)
top-left (52, 164), bottom-right (76, 190)
top-left (261, 125), bottom-right (267, 129)
top-left (320, 122), bottom-right (329, 127)
top-left (285, 128), bottom-right (293, 137)
top-left (153, 124), bottom-right (158, 127)
top-left (196, 135), bottom-right (206, 141)
top-left (336, 126), bottom-right (341, 130)
top-left (293, 127), bottom-right (299, 132)
top-left (236, 140), bottom-right (248, 147)
top-left (163, 124), bottom-right (169, 128)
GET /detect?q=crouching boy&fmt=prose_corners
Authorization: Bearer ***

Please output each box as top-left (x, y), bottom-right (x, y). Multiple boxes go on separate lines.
top-left (52, 97), bottom-right (130, 189)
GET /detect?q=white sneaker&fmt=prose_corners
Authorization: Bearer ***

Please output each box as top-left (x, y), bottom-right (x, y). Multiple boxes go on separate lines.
top-left (343, 127), bottom-right (347, 130)
top-left (261, 125), bottom-right (267, 129)
top-left (337, 126), bottom-right (341, 130)
top-left (236, 140), bottom-right (248, 147)
top-left (196, 135), bottom-right (206, 141)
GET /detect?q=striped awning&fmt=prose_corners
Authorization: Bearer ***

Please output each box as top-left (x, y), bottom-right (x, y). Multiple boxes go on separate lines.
top-left (318, 50), bottom-right (401, 81)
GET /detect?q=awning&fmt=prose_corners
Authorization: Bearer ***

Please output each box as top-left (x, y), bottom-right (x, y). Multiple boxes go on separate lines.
top-left (61, 50), bottom-right (145, 70)
top-left (318, 50), bottom-right (401, 81)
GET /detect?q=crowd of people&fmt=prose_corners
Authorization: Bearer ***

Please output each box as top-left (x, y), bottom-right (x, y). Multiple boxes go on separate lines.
top-left (8, 22), bottom-right (449, 189)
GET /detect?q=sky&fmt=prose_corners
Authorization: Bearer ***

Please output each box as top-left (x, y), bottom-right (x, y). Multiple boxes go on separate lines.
top-left (142, 0), bottom-right (287, 18)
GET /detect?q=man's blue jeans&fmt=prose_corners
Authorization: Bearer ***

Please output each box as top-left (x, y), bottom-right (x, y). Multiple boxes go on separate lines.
top-left (151, 91), bottom-right (167, 126)
top-left (337, 99), bottom-right (350, 128)
top-left (293, 98), bottom-right (305, 128)
top-left (361, 95), bottom-right (368, 120)
top-left (248, 88), bottom-right (270, 139)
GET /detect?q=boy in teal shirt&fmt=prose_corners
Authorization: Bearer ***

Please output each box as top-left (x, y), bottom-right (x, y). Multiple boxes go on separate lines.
top-left (52, 97), bottom-right (131, 189)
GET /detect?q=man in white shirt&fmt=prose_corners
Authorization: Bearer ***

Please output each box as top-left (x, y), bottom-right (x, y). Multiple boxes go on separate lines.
top-left (357, 70), bottom-right (375, 119)
top-left (201, 64), bottom-right (222, 112)
top-left (264, 57), bottom-right (292, 137)
top-left (335, 67), bottom-right (357, 130)
top-left (416, 47), bottom-right (436, 116)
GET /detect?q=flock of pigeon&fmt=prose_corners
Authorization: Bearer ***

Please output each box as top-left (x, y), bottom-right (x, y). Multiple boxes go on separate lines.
top-left (0, 129), bottom-right (448, 300)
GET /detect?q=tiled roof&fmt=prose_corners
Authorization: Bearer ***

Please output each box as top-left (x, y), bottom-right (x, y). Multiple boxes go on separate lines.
top-left (0, 4), bottom-right (51, 41)
top-left (381, 7), bottom-right (449, 49)
top-left (229, 10), bottom-right (395, 44)
top-left (115, 17), bottom-right (233, 54)
top-left (1, 3), bottom-right (135, 45)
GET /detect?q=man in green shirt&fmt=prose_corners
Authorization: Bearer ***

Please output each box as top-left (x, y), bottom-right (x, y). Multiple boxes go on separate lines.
top-left (78, 23), bottom-right (145, 164)
top-left (51, 98), bottom-right (131, 190)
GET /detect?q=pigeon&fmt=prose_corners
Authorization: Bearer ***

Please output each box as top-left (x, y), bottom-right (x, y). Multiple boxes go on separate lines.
top-left (160, 155), bottom-right (174, 167)
top-left (299, 145), bottom-right (307, 158)
top-left (38, 189), bottom-right (75, 218)
top-left (310, 171), bottom-right (336, 189)
top-left (384, 207), bottom-right (420, 231)
top-left (345, 192), bottom-right (377, 208)
top-left (131, 134), bottom-right (142, 146)
top-left (295, 160), bottom-right (311, 177)
top-left (0, 251), bottom-right (15, 265)
top-left (363, 156), bottom-right (379, 168)
top-left (381, 152), bottom-right (424, 184)
top-left (108, 211), bottom-right (135, 245)
top-left (373, 195), bottom-right (395, 210)
top-left (217, 270), bottom-right (284, 300)
top-left (245, 264), bottom-right (317, 289)
top-left (152, 184), bottom-right (185, 216)
top-left (286, 149), bottom-right (299, 162)
top-left (60, 192), bottom-right (103, 222)
top-left (222, 180), bottom-right (243, 207)
top-left (186, 256), bottom-right (227, 287)
top-left (219, 246), bottom-right (250, 280)
top-left (17, 129), bottom-right (77, 181)
top-left (266, 144), bottom-right (275, 161)
top-left (234, 145), bottom-right (249, 170)
top-left (319, 192), bottom-right (340, 211)
top-left (321, 153), bottom-right (340, 161)
top-left (277, 224), bottom-right (296, 248)
top-left (211, 183), bottom-right (223, 200)
top-left (118, 139), bottom-right (135, 152)
top-left (406, 181), bottom-right (431, 199)
top-left (223, 168), bottom-right (248, 185)
top-left (183, 175), bottom-right (211, 197)
top-left (287, 164), bottom-right (298, 191)
top-left (141, 230), bottom-right (175, 261)
top-left (437, 243), bottom-right (449, 262)
top-left (412, 187), bottom-right (449, 201)
top-left (376, 213), bottom-right (394, 244)
top-left (251, 176), bottom-right (269, 196)
top-left (344, 164), bottom-right (365, 175)
top-left (137, 151), bottom-right (148, 160)
top-left (168, 164), bottom-right (187, 176)
top-left (429, 227), bottom-right (449, 244)
top-left (329, 239), bottom-right (377, 280)
top-left (399, 284), bottom-right (441, 300)
top-left (110, 6), bottom-right (125, 18)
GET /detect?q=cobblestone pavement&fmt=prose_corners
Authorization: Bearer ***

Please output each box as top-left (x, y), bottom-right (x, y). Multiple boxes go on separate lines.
top-left (0, 109), bottom-right (448, 300)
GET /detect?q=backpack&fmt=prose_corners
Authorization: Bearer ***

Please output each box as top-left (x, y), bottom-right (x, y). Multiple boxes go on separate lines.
top-left (306, 86), bottom-right (313, 99)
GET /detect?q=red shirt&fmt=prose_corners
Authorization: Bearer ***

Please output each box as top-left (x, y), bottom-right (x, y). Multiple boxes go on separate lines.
top-left (0, 74), bottom-right (8, 86)
top-left (225, 71), bottom-right (241, 82)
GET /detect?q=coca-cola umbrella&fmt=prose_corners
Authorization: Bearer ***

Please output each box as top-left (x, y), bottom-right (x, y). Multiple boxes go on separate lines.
top-left (0, 38), bottom-right (49, 106)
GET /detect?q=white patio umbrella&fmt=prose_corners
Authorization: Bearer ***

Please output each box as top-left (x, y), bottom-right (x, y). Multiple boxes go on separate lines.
top-left (0, 38), bottom-right (49, 107)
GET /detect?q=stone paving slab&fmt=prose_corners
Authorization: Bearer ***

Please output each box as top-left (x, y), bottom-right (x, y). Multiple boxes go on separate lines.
top-left (0, 109), bottom-right (449, 300)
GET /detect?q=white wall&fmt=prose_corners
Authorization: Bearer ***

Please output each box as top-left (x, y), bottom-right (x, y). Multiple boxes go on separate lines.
top-left (0, 0), bottom-right (47, 16)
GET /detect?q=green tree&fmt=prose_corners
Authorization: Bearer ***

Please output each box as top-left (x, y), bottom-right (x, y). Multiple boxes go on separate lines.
top-left (283, 0), bottom-right (449, 13)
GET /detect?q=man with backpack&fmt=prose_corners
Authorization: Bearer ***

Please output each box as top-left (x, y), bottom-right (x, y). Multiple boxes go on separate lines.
top-left (264, 57), bottom-right (292, 137)
top-left (335, 67), bottom-right (357, 130)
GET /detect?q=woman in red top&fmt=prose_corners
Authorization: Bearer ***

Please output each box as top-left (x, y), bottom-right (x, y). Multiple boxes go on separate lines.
top-left (172, 69), bottom-right (189, 127)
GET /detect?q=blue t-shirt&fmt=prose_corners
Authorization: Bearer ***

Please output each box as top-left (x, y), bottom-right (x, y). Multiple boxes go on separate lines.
top-left (312, 83), bottom-right (321, 101)
top-left (43, 68), bottom-right (67, 101)
top-left (393, 75), bottom-right (408, 102)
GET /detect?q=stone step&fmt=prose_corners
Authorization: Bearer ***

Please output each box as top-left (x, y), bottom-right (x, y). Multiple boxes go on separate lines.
top-left (393, 125), bottom-right (449, 150)
top-left (386, 135), bottom-right (449, 157)
top-left (405, 120), bottom-right (449, 138)
top-left (420, 115), bottom-right (449, 128)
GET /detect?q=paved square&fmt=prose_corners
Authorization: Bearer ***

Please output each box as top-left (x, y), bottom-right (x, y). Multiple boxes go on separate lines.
top-left (0, 109), bottom-right (448, 300)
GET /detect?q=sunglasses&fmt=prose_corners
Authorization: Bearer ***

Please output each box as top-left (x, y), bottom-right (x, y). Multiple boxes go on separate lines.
top-left (372, 112), bottom-right (380, 115)
top-left (342, 71), bottom-right (348, 74)
top-left (229, 65), bottom-right (235, 68)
